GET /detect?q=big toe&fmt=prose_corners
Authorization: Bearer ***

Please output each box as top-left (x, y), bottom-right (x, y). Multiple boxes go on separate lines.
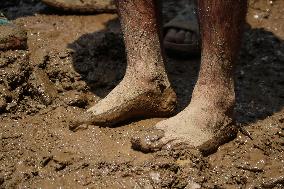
top-left (131, 129), bottom-right (165, 153)
top-left (164, 28), bottom-right (178, 42)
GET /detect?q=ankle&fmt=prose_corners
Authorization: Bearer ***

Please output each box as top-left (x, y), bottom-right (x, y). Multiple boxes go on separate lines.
top-left (125, 67), bottom-right (170, 85)
top-left (191, 84), bottom-right (235, 113)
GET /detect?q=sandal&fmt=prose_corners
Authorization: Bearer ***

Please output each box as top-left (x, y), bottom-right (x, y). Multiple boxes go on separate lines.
top-left (0, 13), bottom-right (27, 51)
top-left (41, 1), bottom-right (200, 57)
top-left (41, 0), bottom-right (116, 13)
top-left (163, 4), bottom-right (201, 57)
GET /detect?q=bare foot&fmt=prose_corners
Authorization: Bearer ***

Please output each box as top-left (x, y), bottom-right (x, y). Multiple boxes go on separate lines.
top-left (70, 0), bottom-right (178, 127)
top-left (73, 75), bottom-right (177, 127)
top-left (131, 98), bottom-right (238, 155)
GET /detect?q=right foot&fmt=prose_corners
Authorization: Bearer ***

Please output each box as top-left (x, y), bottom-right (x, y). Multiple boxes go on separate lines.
top-left (73, 75), bottom-right (177, 126)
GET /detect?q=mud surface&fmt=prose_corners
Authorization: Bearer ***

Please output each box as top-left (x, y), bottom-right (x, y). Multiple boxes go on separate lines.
top-left (1, 0), bottom-right (284, 188)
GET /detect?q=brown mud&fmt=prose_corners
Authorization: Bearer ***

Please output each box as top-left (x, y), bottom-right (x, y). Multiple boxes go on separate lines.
top-left (0, 0), bottom-right (284, 188)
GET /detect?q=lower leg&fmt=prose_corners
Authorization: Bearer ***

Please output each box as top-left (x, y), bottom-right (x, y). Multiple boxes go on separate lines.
top-left (192, 0), bottom-right (247, 113)
top-left (132, 0), bottom-right (248, 154)
top-left (76, 0), bottom-right (176, 126)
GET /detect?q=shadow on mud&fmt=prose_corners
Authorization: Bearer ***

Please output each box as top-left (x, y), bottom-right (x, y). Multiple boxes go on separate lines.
top-left (235, 28), bottom-right (284, 123)
top-left (68, 17), bottom-right (284, 125)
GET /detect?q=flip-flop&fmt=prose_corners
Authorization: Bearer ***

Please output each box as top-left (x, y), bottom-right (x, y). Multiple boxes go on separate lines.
top-left (0, 13), bottom-right (27, 51)
top-left (163, 4), bottom-right (201, 57)
top-left (41, 0), bottom-right (116, 13)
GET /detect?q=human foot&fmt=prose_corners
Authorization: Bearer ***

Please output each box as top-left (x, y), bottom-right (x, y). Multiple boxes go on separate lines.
top-left (163, 5), bottom-right (200, 57)
top-left (41, 0), bottom-right (116, 13)
top-left (131, 0), bottom-right (246, 155)
top-left (73, 76), bottom-right (177, 127)
top-left (0, 13), bottom-right (27, 51)
top-left (131, 94), bottom-right (238, 155)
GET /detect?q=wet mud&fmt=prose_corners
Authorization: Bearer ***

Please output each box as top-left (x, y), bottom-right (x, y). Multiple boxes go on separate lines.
top-left (0, 0), bottom-right (284, 188)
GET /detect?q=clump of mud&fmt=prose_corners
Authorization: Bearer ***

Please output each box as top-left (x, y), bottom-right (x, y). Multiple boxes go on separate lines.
top-left (0, 51), bottom-right (31, 114)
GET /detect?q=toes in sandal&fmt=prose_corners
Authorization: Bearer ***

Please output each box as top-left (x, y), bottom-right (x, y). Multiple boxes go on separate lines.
top-left (163, 4), bottom-right (201, 57)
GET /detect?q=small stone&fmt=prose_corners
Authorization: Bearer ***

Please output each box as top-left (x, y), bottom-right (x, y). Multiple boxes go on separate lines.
top-left (0, 97), bottom-right (7, 112)
top-left (149, 172), bottom-right (160, 184)
top-left (6, 101), bottom-right (17, 112)
top-left (0, 175), bottom-right (4, 185)
top-left (51, 151), bottom-right (79, 171)
top-left (69, 123), bottom-right (88, 132)
top-left (185, 180), bottom-right (201, 189)
top-left (40, 156), bottom-right (53, 167)
top-left (62, 90), bottom-right (88, 108)
top-left (29, 69), bottom-right (58, 105)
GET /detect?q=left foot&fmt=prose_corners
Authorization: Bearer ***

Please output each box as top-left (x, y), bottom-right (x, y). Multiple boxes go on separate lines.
top-left (132, 95), bottom-right (238, 155)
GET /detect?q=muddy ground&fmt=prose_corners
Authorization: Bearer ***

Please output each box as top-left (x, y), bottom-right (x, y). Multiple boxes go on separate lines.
top-left (0, 0), bottom-right (284, 188)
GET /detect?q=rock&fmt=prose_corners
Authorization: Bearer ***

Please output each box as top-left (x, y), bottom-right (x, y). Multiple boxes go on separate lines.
top-left (0, 97), bottom-right (7, 112)
top-left (51, 151), bottom-right (79, 171)
top-left (0, 175), bottom-right (4, 185)
top-left (185, 179), bottom-right (201, 189)
top-left (28, 69), bottom-right (58, 105)
top-left (62, 90), bottom-right (88, 108)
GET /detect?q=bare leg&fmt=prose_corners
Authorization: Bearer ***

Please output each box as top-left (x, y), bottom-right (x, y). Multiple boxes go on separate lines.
top-left (76, 0), bottom-right (177, 126)
top-left (132, 0), bottom-right (248, 154)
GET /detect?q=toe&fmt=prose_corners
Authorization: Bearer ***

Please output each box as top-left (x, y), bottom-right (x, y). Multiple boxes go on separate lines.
top-left (131, 129), bottom-right (165, 153)
top-left (165, 28), bottom-right (197, 45)
top-left (164, 28), bottom-right (178, 42)
top-left (184, 31), bottom-right (193, 44)
top-left (175, 30), bottom-right (186, 44)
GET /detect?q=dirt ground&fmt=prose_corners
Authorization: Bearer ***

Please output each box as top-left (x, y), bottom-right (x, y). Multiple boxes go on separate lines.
top-left (0, 0), bottom-right (284, 188)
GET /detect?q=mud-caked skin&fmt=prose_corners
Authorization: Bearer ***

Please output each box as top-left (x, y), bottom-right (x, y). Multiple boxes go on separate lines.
top-left (77, 0), bottom-right (248, 154)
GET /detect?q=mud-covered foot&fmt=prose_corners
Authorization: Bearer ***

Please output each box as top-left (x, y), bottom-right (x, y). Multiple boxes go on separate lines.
top-left (41, 0), bottom-right (116, 13)
top-left (0, 13), bottom-right (27, 51)
top-left (71, 0), bottom-right (177, 128)
top-left (131, 102), bottom-right (238, 155)
top-left (73, 77), bottom-right (177, 127)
